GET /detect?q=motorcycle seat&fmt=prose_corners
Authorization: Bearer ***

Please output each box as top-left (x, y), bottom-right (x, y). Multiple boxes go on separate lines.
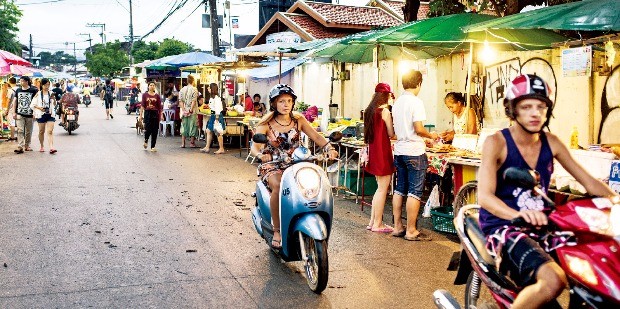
top-left (464, 213), bottom-right (495, 266)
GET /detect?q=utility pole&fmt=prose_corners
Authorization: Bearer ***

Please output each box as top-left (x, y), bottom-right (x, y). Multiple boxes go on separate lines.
top-left (87, 23), bottom-right (106, 45)
top-left (129, 0), bottom-right (134, 64)
top-left (207, 0), bottom-right (220, 57)
top-left (29, 34), bottom-right (33, 62)
top-left (79, 33), bottom-right (93, 54)
top-left (65, 42), bottom-right (77, 79)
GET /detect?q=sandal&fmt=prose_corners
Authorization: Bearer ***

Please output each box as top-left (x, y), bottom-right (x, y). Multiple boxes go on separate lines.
top-left (39, 147), bottom-right (45, 152)
top-left (49, 149), bottom-right (57, 154)
top-left (404, 231), bottom-right (432, 241)
top-left (271, 229), bottom-right (282, 249)
top-left (190, 143), bottom-right (198, 148)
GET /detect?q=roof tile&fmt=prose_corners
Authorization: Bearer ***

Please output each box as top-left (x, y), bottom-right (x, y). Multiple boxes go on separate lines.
top-left (286, 14), bottom-right (355, 39)
top-left (305, 1), bottom-right (401, 27)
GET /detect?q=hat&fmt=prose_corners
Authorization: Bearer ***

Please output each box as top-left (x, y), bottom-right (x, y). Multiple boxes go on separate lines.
top-left (375, 82), bottom-right (394, 98)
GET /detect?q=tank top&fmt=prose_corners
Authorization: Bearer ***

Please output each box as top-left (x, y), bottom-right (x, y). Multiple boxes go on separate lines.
top-left (453, 107), bottom-right (469, 134)
top-left (264, 118), bottom-right (301, 158)
top-left (479, 128), bottom-right (554, 235)
top-left (365, 107), bottom-right (395, 176)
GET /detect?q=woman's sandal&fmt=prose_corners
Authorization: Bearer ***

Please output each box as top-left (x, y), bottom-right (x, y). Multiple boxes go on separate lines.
top-left (271, 229), bottom-right (282, 249)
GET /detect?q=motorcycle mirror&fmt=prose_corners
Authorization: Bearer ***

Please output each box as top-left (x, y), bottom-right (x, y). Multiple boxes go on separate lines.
top-left (253, 133), bottom-right (269, 144)
top-left (503, 167), bottom-right (538, 189)
top-left (328, 131), bottom-right (343, 142)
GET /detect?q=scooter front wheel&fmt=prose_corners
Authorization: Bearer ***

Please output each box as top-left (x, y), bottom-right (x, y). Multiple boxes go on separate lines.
top-left (299, 232), bottom-right (328, 294)
top-left (464, 271), bottom-right (497, 309)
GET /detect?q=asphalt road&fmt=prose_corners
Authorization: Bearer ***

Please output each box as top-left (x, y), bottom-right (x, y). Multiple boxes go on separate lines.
top-left (0, 96), bottom-right (464, 308)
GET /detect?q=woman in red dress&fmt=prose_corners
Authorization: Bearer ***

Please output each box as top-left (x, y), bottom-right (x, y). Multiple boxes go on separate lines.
top-left (363, 83), bottom-right (396, 233)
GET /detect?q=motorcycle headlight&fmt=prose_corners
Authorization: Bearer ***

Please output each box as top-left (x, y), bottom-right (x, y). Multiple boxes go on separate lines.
top-left (575, 205), bottom-right (619, 237)
top-left (564, 253), bottom-right (598, 286)
top-left (296, 167), bottom-right (321, 200)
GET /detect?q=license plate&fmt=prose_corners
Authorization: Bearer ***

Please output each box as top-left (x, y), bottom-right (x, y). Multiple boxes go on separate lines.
top-left (67, 115), bottom-right (75, 120)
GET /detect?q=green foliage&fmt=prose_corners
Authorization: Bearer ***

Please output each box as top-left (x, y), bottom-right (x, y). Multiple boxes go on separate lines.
top-left (428, 0), bottom-right (466, 17)
top-left (131, 41), bottom-right (158, 64)
top-left (0, 0), bottom-right (23, 54)
top-left (37, 51), bottom-right (76, 67)
top-left (295, 101), bottom-right (310, 112)
top-left (427, 0), bottom-right (579, 17)
top-left (155, 38), bottom-right (193, 58)
top-left (85, 41), bottom-right (129, 77)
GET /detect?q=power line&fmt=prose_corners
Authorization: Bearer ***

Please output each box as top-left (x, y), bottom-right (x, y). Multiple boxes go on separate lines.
top-left (16, 0), bottom-right (68, 5)
top-left (139, 0), bottom-right (194, 40)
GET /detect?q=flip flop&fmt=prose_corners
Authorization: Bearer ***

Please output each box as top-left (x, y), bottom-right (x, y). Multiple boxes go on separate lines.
top-left (49, 149), bottom-right (57, 154)
top-left (214, 150), bottom-right (225, 154)
top-left (180, 145), bottom-right (186, 148)
top-left (371, 226), bottom-right (394, 234)
top-left (404, 232), bottom-right (432, 241)
top-left (392, 229), bottom-right (406, 238)
top-left (365, 225), bottom-right (372, 230)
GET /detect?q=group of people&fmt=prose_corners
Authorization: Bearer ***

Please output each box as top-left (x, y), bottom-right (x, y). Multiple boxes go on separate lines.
top-left (2, 76), bottom-right (85, 154)
top-left (362, 71), bottom-right (618, 309)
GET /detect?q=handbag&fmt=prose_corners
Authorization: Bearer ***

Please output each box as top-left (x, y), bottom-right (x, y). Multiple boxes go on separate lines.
top-left (213, 120), bottom-right (224, 136)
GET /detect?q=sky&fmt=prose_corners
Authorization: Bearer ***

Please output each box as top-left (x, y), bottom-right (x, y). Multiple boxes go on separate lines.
top-left (16, 0), bottom-right (367, 59)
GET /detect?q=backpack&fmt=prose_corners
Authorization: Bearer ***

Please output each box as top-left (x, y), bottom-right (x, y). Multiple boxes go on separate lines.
top-left (104, 85), bottom-right (114, 102)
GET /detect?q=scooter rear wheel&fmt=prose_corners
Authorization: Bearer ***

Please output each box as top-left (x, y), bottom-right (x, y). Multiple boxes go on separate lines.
top-left (300, 233), bottom-right (328, 294)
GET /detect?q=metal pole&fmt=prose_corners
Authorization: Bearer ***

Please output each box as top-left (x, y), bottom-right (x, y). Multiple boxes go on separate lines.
top-left (208, 0), bottom-right (220, 57)
top-left (73, 43), bottom-right (77, 79)
top-left (129, 0), bottom-right (134, 64)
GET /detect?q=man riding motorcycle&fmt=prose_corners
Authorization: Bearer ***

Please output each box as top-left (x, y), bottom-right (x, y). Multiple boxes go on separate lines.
top-left (477, 74), bottom-right (618, 309)
top-left (59, 85), bottom-right (80, 127)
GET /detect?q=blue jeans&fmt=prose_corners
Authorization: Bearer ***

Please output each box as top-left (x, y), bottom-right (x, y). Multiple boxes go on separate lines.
top-left (394, 154), bottom-right (428, 200)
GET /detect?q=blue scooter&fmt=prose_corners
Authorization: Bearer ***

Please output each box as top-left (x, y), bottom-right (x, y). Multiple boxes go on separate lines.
top-left (251, 132), bottom-right (341, 294)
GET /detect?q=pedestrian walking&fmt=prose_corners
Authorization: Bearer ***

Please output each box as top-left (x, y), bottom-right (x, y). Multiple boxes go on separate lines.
top-left (363, 83), bottom-right (396, 233)
top-left (12, 76), bottom-right (38, 154)
top-left (30, 78), bottom-right (57, 154)
top-left (103, 79), bottom-right (115, 120)
top-left (140, 82), bottom-right (162, 152)
top-left (3, 77), bottom-right (17, 141)
top-left (391, 70), bottom-right (438, 240)
top-left (178, 75), bottom-right (198, 148)
top-left (202, 82), bottom-right (226, 154)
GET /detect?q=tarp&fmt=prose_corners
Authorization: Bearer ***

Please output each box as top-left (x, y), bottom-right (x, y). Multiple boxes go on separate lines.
top-left (465, 0), bottom-right (620, 32)
top-left (146, 52), bottom-right (224, 70)
top-left (245, 58), bottom-right (307, 79)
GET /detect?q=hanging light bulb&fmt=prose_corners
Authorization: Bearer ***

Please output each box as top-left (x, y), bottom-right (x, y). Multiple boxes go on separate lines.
top-left (605, 41), bottom-right (616, 67)
top-left (479, 40), bottom-right (496, 65)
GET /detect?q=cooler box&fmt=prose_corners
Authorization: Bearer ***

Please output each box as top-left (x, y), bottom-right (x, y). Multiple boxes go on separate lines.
top-left (339, 169), bottom-right (377, 195)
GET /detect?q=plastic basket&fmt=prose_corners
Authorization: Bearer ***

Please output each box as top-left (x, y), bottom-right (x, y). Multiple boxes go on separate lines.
top-left (430, 206), bottom-right (456, 234)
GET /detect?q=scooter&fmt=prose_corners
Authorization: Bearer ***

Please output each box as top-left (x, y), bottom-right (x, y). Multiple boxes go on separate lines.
top-left (251, 132), bottom-right (342, 294)
top-left (126, 94), bottom-right (141, 115)
top-left (433, 167), bottom-right (620, 309)
top-left (83, 94), bottom-right (91, 107)
top-left (63, 107), bottom-right (79, 135)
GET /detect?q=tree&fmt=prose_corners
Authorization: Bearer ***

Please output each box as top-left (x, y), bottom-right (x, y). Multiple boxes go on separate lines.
top-left (428, 0), bottom-right (466, 17)
top-left (131, 41), bottom-right (158, 64)
top-left (85, 41), bottom-right (129, 77)
top-left (428, 0), bottom-right (581, 17)
top-left (403, 0), bottom-right (422, 22)
top-left (155, 38), bottom-right (193, 58)
top-left (0, 0), bottom-right (23, 54)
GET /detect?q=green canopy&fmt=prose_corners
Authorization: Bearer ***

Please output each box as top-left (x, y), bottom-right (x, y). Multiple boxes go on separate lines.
top-left (355, 13), bottom-right (569, 50)
top-left (311, 31), bottom-right (453, 64)
top-left (465, 0), bottom-right (620, 32)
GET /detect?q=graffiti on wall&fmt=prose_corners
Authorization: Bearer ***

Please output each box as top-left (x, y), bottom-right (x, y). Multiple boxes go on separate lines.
top-left (482, 58), bottom-right (521, 127)
top-left (599, 65), bottom-right (620, 143)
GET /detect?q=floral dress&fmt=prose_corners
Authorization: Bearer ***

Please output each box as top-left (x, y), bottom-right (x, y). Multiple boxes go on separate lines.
top-left (258, 119), bottom-right (301, 189)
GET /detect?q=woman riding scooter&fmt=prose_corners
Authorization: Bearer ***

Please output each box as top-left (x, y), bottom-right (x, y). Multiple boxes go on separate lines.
top-left (251, 84), bottom-right (339, 249)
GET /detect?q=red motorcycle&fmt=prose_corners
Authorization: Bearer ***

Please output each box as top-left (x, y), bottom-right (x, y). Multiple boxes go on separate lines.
top-left (434, 168), bottom-right (620, 309)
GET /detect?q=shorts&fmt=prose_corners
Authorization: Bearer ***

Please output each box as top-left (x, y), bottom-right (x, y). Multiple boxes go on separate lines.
top-left (206, 113), bottom-right (226, 132)
top-left (104, 99), bottom-right (114, 109)
top-left (499, 233), bottom-right (554, 287)
top-left (394, 154), bottom-right (427, 200)
top-left (36, 113), bottom-right (56, 123)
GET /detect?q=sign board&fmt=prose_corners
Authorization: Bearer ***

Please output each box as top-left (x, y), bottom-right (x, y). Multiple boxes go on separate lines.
top-left (202, 14), bottom-right (223, 29)
top-left (610, 160), bottom-right (620, 194)
top-left (562, 46), bottom-right (592, 77)
top-left (232, 18), bottom-right (239, 29)
top-left (266, 32), bottom-right (301, 44)
top-left (200, 68), bottom-right (219, 85)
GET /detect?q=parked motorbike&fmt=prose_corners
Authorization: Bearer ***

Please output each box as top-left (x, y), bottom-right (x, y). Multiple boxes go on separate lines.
top-left (83, 94), bottom-right (91, 107)
top-left (433, 167), bottom-right (620, 309)
top-left (126, 94), bottom-right (141, 115)
top-left (63, 107), bottom-right (79, 135)
top-left (250, 132), bottom-right (342, 294)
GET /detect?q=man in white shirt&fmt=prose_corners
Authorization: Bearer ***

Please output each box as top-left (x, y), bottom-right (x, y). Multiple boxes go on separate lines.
top-left (391, 70), bottom-right (438, 241)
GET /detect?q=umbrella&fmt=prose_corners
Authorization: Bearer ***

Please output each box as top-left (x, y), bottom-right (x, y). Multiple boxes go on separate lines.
top-left (147, 51), bottom-right (225, 70)
top-left (465, 0), bottom-right (620, 32)
top-left (355, 13), bottom-right (569, 50)
top-left (9, 64), bottom-right (41, 76)
top-left (0, 49), bottom-right (32, 67)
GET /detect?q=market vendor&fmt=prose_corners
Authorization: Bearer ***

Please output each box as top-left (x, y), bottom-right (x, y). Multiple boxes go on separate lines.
top-left (439, 92), bottom-right (478, 142)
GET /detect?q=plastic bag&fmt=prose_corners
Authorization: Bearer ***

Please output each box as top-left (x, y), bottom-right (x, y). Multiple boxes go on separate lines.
top-left (423, 185), bottom-right (440, 217)
top-left (358, 146), bottom-right (369, 167)
top-left (213, 120), bottom-right (224, 136)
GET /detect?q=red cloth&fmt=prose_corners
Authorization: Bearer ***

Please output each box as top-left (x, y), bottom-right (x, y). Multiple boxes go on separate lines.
top-left (364, 107), bottom-right (395, 176)
top-left (244, 96), bottom-right (254, 111)
top-left (141, 92), bottom-right (161, 111)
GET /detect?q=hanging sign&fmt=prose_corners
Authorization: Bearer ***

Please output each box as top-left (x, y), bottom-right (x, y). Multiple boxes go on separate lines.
top-left (266, 32), bottom-right (301, 44)
top-left (200, 68), bottom-right (218, 84)
top-left (562, 46), bottom-right (592, 77)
